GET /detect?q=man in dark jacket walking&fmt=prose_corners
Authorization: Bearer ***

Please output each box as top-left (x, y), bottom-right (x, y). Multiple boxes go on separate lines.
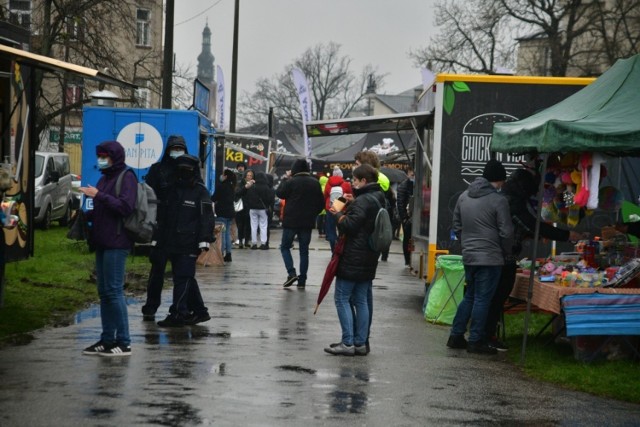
top-left (276, 158), bottom-right (325, 288)
top-left (141, 135), bottom-right (188, 320)
top-left (396, 167), bottom-right (415, 269)
top-left (447, 159), bottom-right (514, 355)
top-left (155, 154), bottom-right (216, 327)
top-left (212, 169), bottom-right (237, 262)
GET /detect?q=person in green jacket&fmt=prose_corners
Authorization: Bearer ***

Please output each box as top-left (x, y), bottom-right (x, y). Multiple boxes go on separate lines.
top-left (317, 175), bottom-right (328, 239)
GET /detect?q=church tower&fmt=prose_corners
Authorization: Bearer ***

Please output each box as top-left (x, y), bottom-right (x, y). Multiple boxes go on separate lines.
top-left (197, 22), bottom-right (215, 83)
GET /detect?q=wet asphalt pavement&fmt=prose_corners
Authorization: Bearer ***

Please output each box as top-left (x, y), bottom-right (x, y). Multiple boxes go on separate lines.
top-left (1, 230), bottom-right (639, 426)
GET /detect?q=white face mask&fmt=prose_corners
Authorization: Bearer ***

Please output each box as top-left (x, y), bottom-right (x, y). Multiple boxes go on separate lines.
top-left (169, 150), bottom-right (185, 159)
top-left (97, 158), bottom-right (109, 170)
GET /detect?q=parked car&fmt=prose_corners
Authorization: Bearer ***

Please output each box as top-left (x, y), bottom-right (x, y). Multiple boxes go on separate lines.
top-left (71, 173), bottom-right (82, 207)
top-left (34, 151), bottom-right (75, 229)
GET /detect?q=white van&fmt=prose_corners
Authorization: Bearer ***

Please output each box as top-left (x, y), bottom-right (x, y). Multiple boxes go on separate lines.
top-left (34, 151), bottom-right (75, 228)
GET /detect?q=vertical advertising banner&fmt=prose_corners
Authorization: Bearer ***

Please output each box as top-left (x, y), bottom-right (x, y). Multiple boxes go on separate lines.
top-left (291, 68), bottom-right (312, 164)
top-left (216, 65), bottom-right (225, 131)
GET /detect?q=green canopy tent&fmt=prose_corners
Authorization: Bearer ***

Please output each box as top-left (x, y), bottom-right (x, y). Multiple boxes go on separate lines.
top-left (491, 54), bottom-right (640, 156)
top-left (490, 54), bottom-right (640, 363)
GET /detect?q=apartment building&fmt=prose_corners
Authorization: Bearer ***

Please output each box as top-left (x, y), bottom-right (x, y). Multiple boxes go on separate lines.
top-left (1, 0), bottom-right (163, 157)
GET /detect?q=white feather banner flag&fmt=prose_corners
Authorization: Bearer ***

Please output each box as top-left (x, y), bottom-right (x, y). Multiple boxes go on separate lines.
top-left (216, 65), bottom-right (226, 130)
top-left (291, 68), bottom-right (313, 162)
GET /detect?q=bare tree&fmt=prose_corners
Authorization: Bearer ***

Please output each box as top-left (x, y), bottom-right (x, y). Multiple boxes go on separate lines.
top-left (498, 0), bottom-right (601, 76)
top-left (592, 0), bottom-right (640, 69)
top-left (413, 0), bottom-right (638, 78)
top-left (410, 0), bottom-right (517, 74)
top-left (238, 42), bottom-right (385, 134)
top-left (170, 62), bottom-right (196, 110)
top-left (10, 1), bottom-right (162, 138)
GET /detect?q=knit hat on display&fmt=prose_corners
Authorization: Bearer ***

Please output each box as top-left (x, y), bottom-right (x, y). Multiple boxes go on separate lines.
top-left (482, 159), bottom-right (507, 182)
top-left (333, 166), bottom-right (343, 177)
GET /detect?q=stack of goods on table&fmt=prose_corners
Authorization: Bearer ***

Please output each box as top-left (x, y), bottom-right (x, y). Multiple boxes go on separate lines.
top-left (518, 229), bottom-right (640, 288)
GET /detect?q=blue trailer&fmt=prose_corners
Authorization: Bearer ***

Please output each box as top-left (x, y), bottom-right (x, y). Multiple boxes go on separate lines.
top-left (81, 107), bottom-right (217, 209)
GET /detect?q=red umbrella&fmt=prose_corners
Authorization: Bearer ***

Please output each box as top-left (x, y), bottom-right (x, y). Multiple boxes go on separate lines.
top-left (314, 235), bottom-right (346, 314)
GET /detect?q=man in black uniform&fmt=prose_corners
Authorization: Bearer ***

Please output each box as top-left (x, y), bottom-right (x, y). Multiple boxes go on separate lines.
top-left (141, 135), bottom-right (188, 320)
top-left (156, 154), bottom-right (215, 327)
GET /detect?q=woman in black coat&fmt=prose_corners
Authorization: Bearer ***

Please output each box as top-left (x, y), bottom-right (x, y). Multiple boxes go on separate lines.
top-left (235, 169), bottom-right (254, 248)
top-left (212, 169), bottom-right (236, 262)
top-left (325, 164), bottom-right (384, 357)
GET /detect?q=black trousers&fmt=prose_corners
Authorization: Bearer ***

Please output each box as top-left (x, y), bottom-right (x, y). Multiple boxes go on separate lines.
top-left (142, 246), bottom-right (169, 315)
top-left (402, 220), bottom-right (412, 265)
top-left (236, 210), bottom-right (251, 245)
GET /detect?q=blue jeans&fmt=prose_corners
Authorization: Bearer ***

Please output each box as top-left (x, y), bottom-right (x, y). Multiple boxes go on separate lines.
top-left (325, 213), bottom-right (338, 252)
top-left (218, 217), bottom-right (233, 254)
top-left (95, 248), bottom-right (130, 346)
top-left (347, 284), bottom-right (373, 342)
top-left (451, 265), bottom-right (502, 344)
top-left (280, 227), bottom-right (312, 283)
top-left (335, 277), bottom-right (371, 346)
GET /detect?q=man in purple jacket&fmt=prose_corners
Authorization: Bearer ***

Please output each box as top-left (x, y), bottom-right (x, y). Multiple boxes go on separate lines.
top-left (79, 140), bottom-right (137, 357)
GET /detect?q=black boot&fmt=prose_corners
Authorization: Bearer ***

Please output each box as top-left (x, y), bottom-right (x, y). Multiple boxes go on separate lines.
top-left (223, 253), bottom-right (232, 262)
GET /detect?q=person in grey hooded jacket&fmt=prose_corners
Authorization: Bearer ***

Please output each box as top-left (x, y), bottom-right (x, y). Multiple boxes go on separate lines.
top-left (447, 159), bottom-right (514, 355)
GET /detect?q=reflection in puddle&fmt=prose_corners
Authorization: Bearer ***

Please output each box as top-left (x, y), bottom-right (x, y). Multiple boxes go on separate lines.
top-left (74, 297), bottom-right (139, 324)
top-left (325, 367), bottom-right (370, 415)
top-left (329, 390), bottom-right (368, 414)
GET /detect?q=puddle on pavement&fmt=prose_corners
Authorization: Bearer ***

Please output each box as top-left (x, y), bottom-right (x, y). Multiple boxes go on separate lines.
top-left (276, 365), bottom-right (317, 375)
top-left (210, 362), bottom-right (226, 375)
top-left (74, 297), bottom-right (139, 324)
top-left (139, 400), bottom-right (202, 426)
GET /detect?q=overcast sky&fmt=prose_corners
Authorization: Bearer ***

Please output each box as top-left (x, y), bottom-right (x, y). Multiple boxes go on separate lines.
top-left (174, 0), bottom-right (439, 99)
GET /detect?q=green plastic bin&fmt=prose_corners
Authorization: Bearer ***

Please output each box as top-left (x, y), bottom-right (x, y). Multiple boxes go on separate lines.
top-left (423, 255), bottom-right (465, 325)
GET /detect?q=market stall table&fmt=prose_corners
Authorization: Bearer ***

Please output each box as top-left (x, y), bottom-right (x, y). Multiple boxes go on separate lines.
top-left (510, 273), bottom-right (640, 315)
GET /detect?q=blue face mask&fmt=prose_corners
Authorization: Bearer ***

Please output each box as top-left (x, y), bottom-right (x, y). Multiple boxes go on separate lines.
top-left (97, 158), bottom-right (109, 170)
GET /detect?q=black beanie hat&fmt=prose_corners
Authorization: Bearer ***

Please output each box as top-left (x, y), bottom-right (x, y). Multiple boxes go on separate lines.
top-left (167, 135), bottom-right (187, 149)
top-left (482, 159), bottom-right (507, 182)
top-left (291, 158), bottom-right (309, 175)
top-left (509, 168), bottom-right (539, 196)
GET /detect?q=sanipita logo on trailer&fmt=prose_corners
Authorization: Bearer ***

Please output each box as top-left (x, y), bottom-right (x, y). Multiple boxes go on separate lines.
top-left (117, 122), bottom-right (164, 169)
top-left (460, 113), bottom-right (523, 184)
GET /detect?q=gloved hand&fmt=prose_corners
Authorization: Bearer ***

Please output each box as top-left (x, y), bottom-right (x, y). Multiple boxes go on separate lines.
top-left (149, 245), bottom-right (164, 264)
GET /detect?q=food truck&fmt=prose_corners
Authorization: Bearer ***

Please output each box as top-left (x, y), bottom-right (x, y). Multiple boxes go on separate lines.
top-left (416, 74), bottom-right (594, 281)
top-left (81, 107), bottom-right (217, 208)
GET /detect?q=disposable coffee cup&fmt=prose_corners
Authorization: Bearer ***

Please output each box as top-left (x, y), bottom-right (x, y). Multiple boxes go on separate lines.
top-left (332, 196), bottom-right (346, 212)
